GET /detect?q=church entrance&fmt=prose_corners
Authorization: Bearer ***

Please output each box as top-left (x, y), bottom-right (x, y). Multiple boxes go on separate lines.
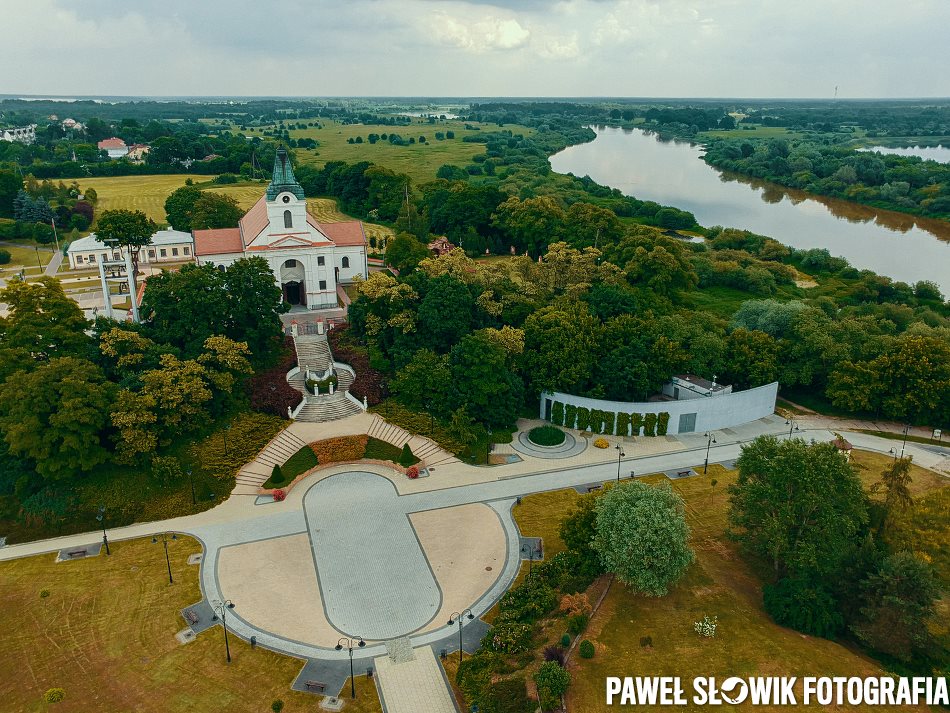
top-left (283, 280), bottom-right (306, 306)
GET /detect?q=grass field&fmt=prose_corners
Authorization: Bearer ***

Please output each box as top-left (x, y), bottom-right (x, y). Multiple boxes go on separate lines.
top-left (0, 536), bottom-right (382, 712)
top-left (77, 175), bottom-right (215, 224)
top-left (0, 243), bottom-right (54, 269)
top-left (511, 457), bottom-right (947, 712)
top-left (235, 118), bottom-right (534, 186)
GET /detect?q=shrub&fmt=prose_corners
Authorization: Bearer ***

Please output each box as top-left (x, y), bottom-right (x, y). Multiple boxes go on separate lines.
top-left (369, 401), bottom-right (465, 454)
top-left (615, 411), bottom-right (630, 437)
top-left (150, 455), bottom-right (183, 484)
top-left (271, 700), bottom-right (285, 713)
top-left (579, 639), bottom-right (595, 658)
top-left (528, 425), bottom-right (565, 447)
top-left (406, 465), bottom-right (420, 479)
top-left (593, 437), bottom-right (609, 449)
top-left (272, 489), bottom-right (286, 502)
top-left (560, 633), bottom-right (571, 647)
top-left (498, 575), bottom-right (558, 624)
top-left (567, 613), bottom-right (589, 636)
top-left (190, 412), bottom-right (287, 481)
top-left (559, 592), bottom-right (592, 616)
top-left (693, 615), bottom-right (718, 638)
top-left (270, 464), bottom-right (284, 485)
top-left (763, 576), bottom-right (843, 639)
top-left (551, 401), bottom-right (564, 426)
top-left (44, 688), bottom-right (66, 703)
top-left (246, 338), bottom-right (302, 416)
top-left (457, 651), bottom-right (502, 702)
top-left (398, 442), bottom-right (417, 467)
top-left (590, 409), bottom-right (615, 435)
top-left (564, 404), bottom-right (578, 429)
top-left (310, 435), bottom-right (369, 464)
top-left (640, 635), bottom-right (653, 648)
top-left (630, 412), bottom-right (643, 436)
top-left (329, 325), bottom-right (388, 405)
top-left (643, 412), bottom-right (657, 436)
top-left (543, 645), bottom-right (565, 665)
top-left (305, 373), bottom-right (337, 394)
top-left (534, 660), bottom-right (571, 697)
top-left (40, 589), bottom-right (50, 598)
top-left (656, 411), bottom-right (671, 436)
top-left (0, 249), bottom-right (10, 265)
top-left (486, 619), bottom-right (533, 653)
top-left (575, 407), bottom-right (591, 431)
top-left (477, 679), bottom-right (534, 713)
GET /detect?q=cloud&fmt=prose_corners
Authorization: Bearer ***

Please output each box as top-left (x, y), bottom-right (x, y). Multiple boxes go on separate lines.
top-left (429, 12), bottom-right (531, 52)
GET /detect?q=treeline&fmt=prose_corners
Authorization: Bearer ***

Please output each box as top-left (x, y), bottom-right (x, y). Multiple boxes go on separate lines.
top-left (704, 137), bottom-right (950, 219)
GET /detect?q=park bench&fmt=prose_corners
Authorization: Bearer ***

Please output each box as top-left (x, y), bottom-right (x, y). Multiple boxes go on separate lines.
top-left (678, 471), bottom-right (691, 477)
top-left (305, 681), bottom-right (327, 692)
top-left (586, 484), bottom-right (602, 493)
top-left (66, 549), bottom-right (87, 558)
top-left (184, 609), bottom-right (199, 624)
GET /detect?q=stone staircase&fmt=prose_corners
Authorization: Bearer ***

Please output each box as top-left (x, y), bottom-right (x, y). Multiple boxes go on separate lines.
top-left (367, 415), bottom-right (459, 467)
top-left (234, 429), bottom-right (309, 491)
top-left (295, 393), bottom-right (363, 422)
top-left (293, 334), bottom-right (332, 373)
top-left (286, 334), bottom-right (364, 423)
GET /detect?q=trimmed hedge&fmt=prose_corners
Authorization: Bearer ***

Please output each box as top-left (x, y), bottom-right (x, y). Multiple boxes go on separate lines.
top-left (528, 425), bottom-right (566, 446)
top-left (630, 412), bottom-right (643, 437)
top-left (564, 404), bottom-right (577, 430)
top-left (575, 406), bottom-right (591, 432)
top-left (643, 412), bottom-right (657, 437)
top-left (546, 400), bottom-right (671, 439)
top-left (311, 435), bottom-right (368, 464)
top-left (615, 411), bottom-right (630, 437)
top-left (551, 401), bottom-right (565, 426)
top-left (657, 411), bottom-right (670, 436)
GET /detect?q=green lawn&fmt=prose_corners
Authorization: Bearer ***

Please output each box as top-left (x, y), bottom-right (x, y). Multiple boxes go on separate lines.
top-left (263, 444), bottom-right (319, 488)
top-left (0, 243), bottom-right (54, 269)
top-left (0, 536), bottom-right (382, 713)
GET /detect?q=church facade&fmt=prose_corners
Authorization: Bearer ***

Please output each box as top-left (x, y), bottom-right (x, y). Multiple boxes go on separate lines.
top-left (193, 148), bottom-right (368, 309)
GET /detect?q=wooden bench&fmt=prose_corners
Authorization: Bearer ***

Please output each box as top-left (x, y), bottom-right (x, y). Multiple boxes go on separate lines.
top-left (677, 471), bottom-right (691, 477)
top-left (184, 609), bottom-right (199, 624)
top-left (586, 484), bottom-right (603, 493)
top-left (305, 681), bottom-right (327, 693)
top-left (66, 549), bottom-right (87, 558)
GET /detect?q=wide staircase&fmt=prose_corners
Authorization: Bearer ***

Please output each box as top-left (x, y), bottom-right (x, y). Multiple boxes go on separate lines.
top-left (367, 414), bottom-right (459, 467)
top-left (234, 429), bottom-right (309, 492)
top-left (288, 334), bottom-right (362, 423)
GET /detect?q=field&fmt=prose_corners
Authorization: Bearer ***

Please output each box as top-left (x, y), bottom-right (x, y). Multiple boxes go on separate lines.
top-left (0, 536), bottom-right (382, 712)
top-left (77, 175), bottom-right (215, 223)
top-left (512, 456), bottom-right (947, 712)
top-left (234, 118), bottom-right (534, 186)
top-left (0, 243), bottom-right (54, 269)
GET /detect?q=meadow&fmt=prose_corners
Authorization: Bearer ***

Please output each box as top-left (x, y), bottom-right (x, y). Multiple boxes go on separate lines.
top-left (77, 175), bottom-right (215, 223)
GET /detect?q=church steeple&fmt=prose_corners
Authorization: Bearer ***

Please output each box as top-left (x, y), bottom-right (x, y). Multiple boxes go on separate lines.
top-left (266, 146), bottom-right (305, 201)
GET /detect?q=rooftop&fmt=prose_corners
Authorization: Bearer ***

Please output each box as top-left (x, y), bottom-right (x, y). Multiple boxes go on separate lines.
top-left (673, 374), bottom-right (729, 392)
top-left (193, 228), bottom-right (243, 256)
top-left (68, 229), bottom-right (192, 254)
top-left (97, 137), bottom-right (127, 149)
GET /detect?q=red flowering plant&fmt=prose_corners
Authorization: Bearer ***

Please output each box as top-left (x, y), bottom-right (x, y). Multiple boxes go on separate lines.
top-left (406, 466), bottom-right (420, 479)
top-left (272, 489), bottom-right (286, 502)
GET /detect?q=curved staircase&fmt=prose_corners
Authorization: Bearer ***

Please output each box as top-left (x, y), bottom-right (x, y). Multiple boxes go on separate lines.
top-left (287, 334), bottom-right (364, 423)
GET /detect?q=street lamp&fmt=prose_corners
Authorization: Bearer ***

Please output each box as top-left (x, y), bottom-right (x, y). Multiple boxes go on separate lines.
top-left (211, 599), bottom-right (236, 663)
top-left (187, 468), bottom-right (196, 506)
top-left (785, 419), bottom-right (801, 439)
top-left (448, 609), bottom-right (474, 664)
top-left (888, 447), bottom-right (898, 461)
top-left (152, 532), bottom-right (177, 584)
top-left (614, 444), bottom-right (625, 484)
top-left (335, 636), bottom-right (366, 698)
top-left (96, 506), bottom-right (110, 555)
top-left (900, 423), bottom-right (911, 460)
top-left (222, 425), bottom-right (231, 458)
top-left (703, 432), bottom-right (717, 475)
top-left (520, 542), bottom-right (538, 575)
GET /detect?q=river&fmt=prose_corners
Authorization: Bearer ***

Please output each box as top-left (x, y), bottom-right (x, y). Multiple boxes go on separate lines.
top-left (549, 127), bottom-right (950, 294)
top-left (860, 145), bottom-right (950, 164)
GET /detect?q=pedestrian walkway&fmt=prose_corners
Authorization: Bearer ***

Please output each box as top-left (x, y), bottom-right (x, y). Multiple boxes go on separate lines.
top-left (375, 645), bottom-right (458, 713)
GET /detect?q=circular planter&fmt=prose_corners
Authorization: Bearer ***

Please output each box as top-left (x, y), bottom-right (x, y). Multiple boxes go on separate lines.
top-left (527, 425), bottom-right (567, 447)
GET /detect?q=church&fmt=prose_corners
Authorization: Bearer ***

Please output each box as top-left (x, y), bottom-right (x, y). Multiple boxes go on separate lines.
top-left (193, 148), bottom-right (368, 309)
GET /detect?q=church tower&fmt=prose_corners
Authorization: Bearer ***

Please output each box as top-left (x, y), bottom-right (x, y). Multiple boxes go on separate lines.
top-left (264, 147), bottom-right (309, 235)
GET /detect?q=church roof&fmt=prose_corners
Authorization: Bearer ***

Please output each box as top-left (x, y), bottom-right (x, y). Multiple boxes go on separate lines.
top-left (239, 197), bottom-right (269, 245)
top-left (265, 146), bottom-right (305, 201)
top-left (193, 228), bottom-right (243, 256)
top-left (317, 221), bottom-right (367, 247)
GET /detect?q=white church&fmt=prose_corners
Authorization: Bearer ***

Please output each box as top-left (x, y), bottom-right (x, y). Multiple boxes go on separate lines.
top-left (193, 148), bottom-right (368, 309)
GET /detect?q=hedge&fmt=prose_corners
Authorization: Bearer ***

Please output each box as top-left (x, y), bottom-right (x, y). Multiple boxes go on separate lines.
top-left (546, 401), bottom-right (671, 439)
top-left (564, 404), bottom-right (578, 430)
top-left (310, 435), bottom-right (368, 464)
top-left (551, 401), bottom-right (565, 427)
top-left (643, 412), bottom-right (657, 437)
top-left (630, 412), bottom-right (643, 437)
top-left (657, 412), bottom-right (670, 436)
top-left (615, 412), bottom-right (630, 437)
top-left (575, 407), bottom-right (591, 432)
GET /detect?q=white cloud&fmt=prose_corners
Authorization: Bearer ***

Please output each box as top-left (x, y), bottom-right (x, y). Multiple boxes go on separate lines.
top-left (429, 13), bottom-right (530, 52)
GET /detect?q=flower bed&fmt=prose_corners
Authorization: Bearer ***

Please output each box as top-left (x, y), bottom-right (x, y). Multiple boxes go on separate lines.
top-left (528, 425), bottom-right (566, 447)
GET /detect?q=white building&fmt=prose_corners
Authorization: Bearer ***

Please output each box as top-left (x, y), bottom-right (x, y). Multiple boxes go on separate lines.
top-left (193, 147), bottom-right (368, 309)
top-left (661, 374), bottom-right (733, 401)
top-left (67, 229), bottom-right (194, 269)
top-left (1, 124), bottom-right (36, 144)
top-left (97, 137), bottom-right (128, 158)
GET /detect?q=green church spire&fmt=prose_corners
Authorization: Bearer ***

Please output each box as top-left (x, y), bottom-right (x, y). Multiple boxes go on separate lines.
top-left (266, 146), bottom-right (305, 201)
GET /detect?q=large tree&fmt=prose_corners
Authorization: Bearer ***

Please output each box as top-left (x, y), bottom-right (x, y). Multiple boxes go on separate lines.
top-left (521, 305), bottom-right (602, 396)
top-left (190, 192), bottom-right (243, 230)
top-left (95, 209), bottom-right (156, 290)
top-left (729, 436), bottom-right (868, 578)
top-left (0, 170), bottom-right (21, 218)
top-left (0, 358), bottom-right (115, 481)
top-left (163, 184), bottom-right (202, 231)
top-left (592, 481), bottom-right (694, 596)
top-left (492, 195), bottom-right (566, 256)
top-left (449, 330), bottom-right (524, 428)
top-left (416, 274), bottom-right (474, 353)
top-left (384, 232), bottom-right (431, 274)
top-left (221, 257), bottom-right (288, 363)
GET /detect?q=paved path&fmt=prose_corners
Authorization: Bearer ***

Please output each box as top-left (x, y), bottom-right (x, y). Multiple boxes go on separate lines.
top-left (44, 247), bottom-right (64, 276)
top-left (375, 646), bottom-right (458, 713)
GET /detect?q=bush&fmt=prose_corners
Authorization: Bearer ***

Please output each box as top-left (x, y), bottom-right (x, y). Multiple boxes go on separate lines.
top-left (189, 412), bottom-right (287, 482)
top-left (486, 619), bottom-right (533, 654)
top-left (575, 406), bottom-right (591, 431)
top-left (528, 425), bottom-right (565, 446)
top-left (567, 613), bottom-right (589, 636)
top-left (579, 639), bottom-right (595, 658)
top-left (534, 660), bottom-right (571, 697)
top-left (656, 411), bottom-right (670, 436)
top-left (269, 464), bottom-right (284, 486)
top-left (615, 411), bottom-right (630, 437)
top-left (311, 435), bottom-right (368, 465)
top-left (272, 489), bottom-right (286, 502)
top-left (44, 688), bottom-right (66, 703)
top-left (406, 465), bottom-right (420, 479)
top-left (456, 651), bottom-right (502, 703)
top-left (564, 404), bottom-right (578, 429)
top-left (329, 325), bottom-right (388, 405)
top-left (593, 437), bottom-right (609, 449)
top-left (477, 679), bottom-right (534, 713)
top-left (643, 412), bottom-right (657, 436)
top-left (398, 442), bottom-right (418, 467)
top-left (763, 576), bottom-right (843, 639)
top-left (640, 635), bottom-right (653, 647)
top-left (551, 401), bottom-right (564, 426)
top-left (630, 412), bottom-right (643, 436)
top-left (271, 699), bottom-right (284, 713)
top-left (498, 575), bottom-right (558, 624)
top-left (150, 455), bottom-right (183, 484)
top-left (246, 338), bottom-right (302, 416)
top-left (560, 633), bottom-right (571, 647)
top-left (0, 249), bottom-right (10, 264)
top-left (543, 645), bottom-right (565, 665)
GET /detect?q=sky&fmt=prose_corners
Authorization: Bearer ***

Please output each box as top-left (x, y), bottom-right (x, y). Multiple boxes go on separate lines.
top-left (4, 0), bottom-right (950, 98)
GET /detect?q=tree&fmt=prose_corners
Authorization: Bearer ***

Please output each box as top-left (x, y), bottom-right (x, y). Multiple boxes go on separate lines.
top-left (221, 257), bottom-right (288, 364)
top-left (0, 170), bottom-right (21, 218)
top-left (850, 552), bottom-right (939, 662)
top-left (190, 192), bottom-right (243, 230)
top-left (163, 184), bottom-right (202, 231)
top-left (721, 328), bottom-right (779, 389)
top-left (384, 233), bottom-right (430, 273)
top-left (521, 305), bottom-right (602, 396)
top-left (449, 331), bottom-right (524, 428)
top-left (140, 263), bottom-right (229, 356)
top-left (391, 349), bottom-right (452, 414)
top-left (534, 662), bottom-right (571, 707)
top-left (762, 575), bottom-right (844, 638)
top-left (563, 202), bottom-right (624, 250)
top-left (729, 436), bottom-right (868, 578)
top-left (870, 456), bottom-right (914, 530)
top-left (416, 275), bottom-right (474, 353)
top-left (492, 196), bottom-right (566, 256)
top-left (0, 358), bottom-right (115, 481)
top-left (95, 209), bottom-right (156, 293)
top-left (592, 481), bottom-right (694, 595)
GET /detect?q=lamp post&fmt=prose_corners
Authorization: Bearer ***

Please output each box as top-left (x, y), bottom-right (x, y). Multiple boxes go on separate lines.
top-left (96, 506), bottom-right (110, 555)
top-left (521, 542), bottom-right (537, 575)
top-left (703, 432), bottom-right (717, 475)
top-left (34, 246), bottom-right (43, 271)
top-left (222, 424), bottom-right (231, 458)
top-left (187, 468), bottom-right (196, 506)
top-left (152, 532), bottom-right (177, 584)
top-left (900, 423), bottom-right (910, 460)
top-left (212, 599), bottom-right (236, 663)
top-left (448, 609), bottom-right (474, 664)
top-left (888, 447), bottom-right (898, 461)
top-left (785, 419), bottom-right (801, 439)
top-left (335, 636), bottom-right (366, 698)
top-left (614, 444), bottom-right (625, 484)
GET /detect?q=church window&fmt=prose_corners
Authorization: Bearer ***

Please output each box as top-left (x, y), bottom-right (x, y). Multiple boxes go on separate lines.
top-left (318, 256), bottom-right (325, 266)
top-left (319, 280), bottom-right (327, 290)
top-left (284, 210), bottom-right (293, 229)
top-left (284, 259), bottom-right (297, 268)
top-left (282, 195), bottom-right (291, 204)
top-left (341, 256), bottom-right (350, 268)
